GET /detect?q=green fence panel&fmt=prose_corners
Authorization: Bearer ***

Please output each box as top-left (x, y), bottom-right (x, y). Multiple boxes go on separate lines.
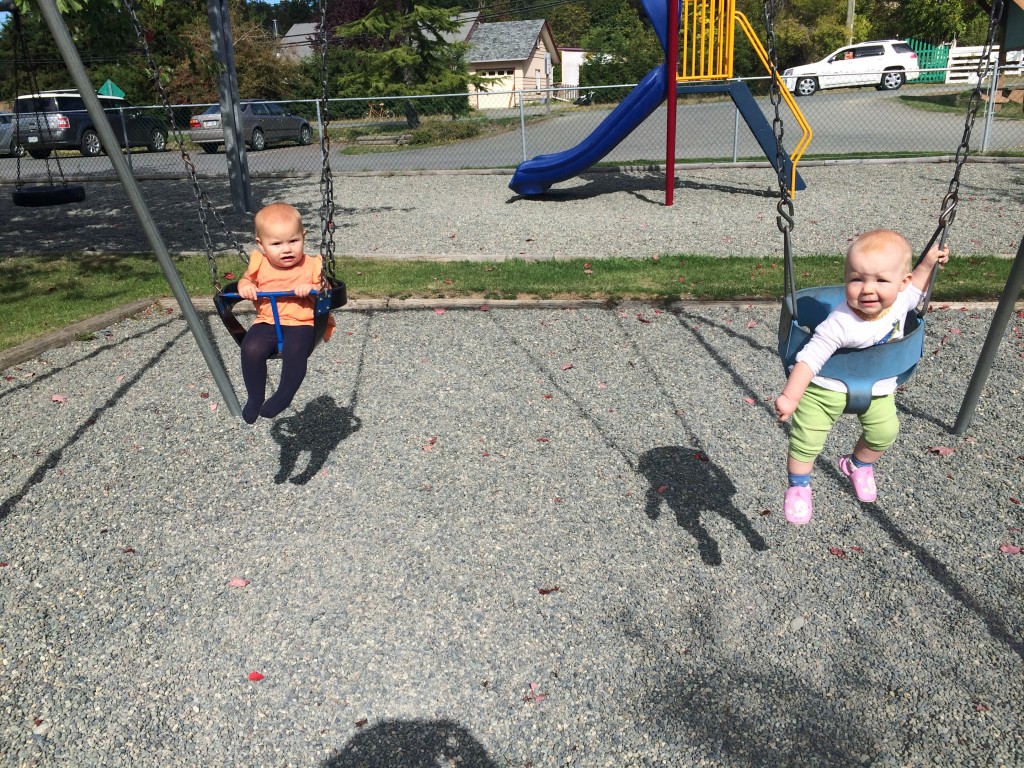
top-left (908, 38), bottom-right (950, 83)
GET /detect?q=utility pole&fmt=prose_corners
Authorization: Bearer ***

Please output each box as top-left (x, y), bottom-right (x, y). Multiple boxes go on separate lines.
top-left (847, 0), bottom-right (855, 45)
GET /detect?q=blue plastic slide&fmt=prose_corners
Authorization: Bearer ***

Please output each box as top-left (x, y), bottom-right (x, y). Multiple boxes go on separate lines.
top-left (508, 65), bottom-right (669, 196)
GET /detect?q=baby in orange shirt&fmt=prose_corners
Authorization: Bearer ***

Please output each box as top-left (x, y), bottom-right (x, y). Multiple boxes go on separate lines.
top-left (237, 202), bottom-right (334, 424)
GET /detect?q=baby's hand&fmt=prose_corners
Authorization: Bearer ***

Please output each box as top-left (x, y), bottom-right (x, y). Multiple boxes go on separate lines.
top-left (292, 282), bottom-right (317, 297)
top-left (775, 394), bottom-right (797, 422)
top-left (927, 243), bottom-right (950, 267)
top-left (237, 280), bottom-right (258, 301)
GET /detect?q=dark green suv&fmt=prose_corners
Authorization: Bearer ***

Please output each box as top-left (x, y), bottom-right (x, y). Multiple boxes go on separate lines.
top-left (14, 90), bottom-right (168, 159)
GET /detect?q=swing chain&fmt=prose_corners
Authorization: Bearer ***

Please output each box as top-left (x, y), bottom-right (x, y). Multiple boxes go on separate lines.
top-left (936, 0), bottom-right (1005, 246)
top-left (121, 0), bottom-right (250, 293)
top-left (317, 0), bottom-right (336, 284)
top-left (763, 0), bottom-right (798, 311)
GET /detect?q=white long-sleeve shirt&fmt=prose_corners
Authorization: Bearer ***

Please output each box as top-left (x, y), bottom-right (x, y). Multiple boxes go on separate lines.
top-left (795, 284), bottom-right (924, 396)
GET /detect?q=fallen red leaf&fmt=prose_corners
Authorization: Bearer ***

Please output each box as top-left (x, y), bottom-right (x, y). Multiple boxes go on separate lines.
top-left (561, 363), bottom-right (573, 371)
top-left (355, 718), bottom-right (368, 728)
top-left (542, 393), bottom-right (553, 399)
top-left (828, 546), bottom-right (846, 558)
top-left (0, 562), bottom-right (8, 567)
top-left (657, 484), bottom-right (668, 494)
top-left (743, 397), bottom-right (756, 405)
top-left (1010, 498), bottom-right (1020, 505)
top-left (975, 702), bottom-right (991, 712)
top-left (224, 272), bottom-right (235, 280)
top-left (927, 446), bottom-right (955, 456)
top-left (51, 394), bottom-right (67, 403)
top-left (693, 452), bottom-right (709, 461)
top-left (228, 578), bottom-right (250, 588)
top-left (849, 546), bottom-right (864, 554)
top-left (747, 321), bottom-right (758, 329)
top-left (478, 304), bottom-right (491, 312)
top-left (122, 547), bottom-right (136, 554)
top-left (636, 314), bottom-right (651, 324)
top-left (758, 509), bottom-right (771, 516)
top-left (537, 437), bottom-right (550, 443)
top-left (248, 671), bottom-right (264, 682)
top-left (433, 307), bottom-right (446, 315)
top-left (539, 586), bottom-right (560, 595)
top-left (199, 392), bottom-right (209, 399)
top-left (999, 544), bottom-right (1021, 554)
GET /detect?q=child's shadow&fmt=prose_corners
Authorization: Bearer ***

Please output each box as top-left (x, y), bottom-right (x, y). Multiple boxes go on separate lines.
top-left (638, 446), bottom-right (768, 566)
top-left (270, 395), bottom-right (361, 485)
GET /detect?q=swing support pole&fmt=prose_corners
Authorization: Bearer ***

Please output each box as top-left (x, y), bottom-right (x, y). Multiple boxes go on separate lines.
top-left (33, 0), bottom-right (243, 420)
top-left (952, 234), bottom-right (1024, 434)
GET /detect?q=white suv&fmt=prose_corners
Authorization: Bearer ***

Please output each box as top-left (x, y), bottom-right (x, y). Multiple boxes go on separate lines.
top-left (783, 40), bottom-right (920, 96)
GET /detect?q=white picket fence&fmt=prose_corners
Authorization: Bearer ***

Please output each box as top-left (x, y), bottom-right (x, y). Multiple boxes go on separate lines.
top-left (946, 45), bottom-right (1024, 84)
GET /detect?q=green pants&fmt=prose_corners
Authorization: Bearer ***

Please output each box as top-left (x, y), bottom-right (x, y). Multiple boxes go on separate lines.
top-left (788, 384), bottom-right (899, 463)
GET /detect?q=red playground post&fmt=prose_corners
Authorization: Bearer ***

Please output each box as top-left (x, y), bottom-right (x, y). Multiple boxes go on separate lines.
top-left (665, 0), bottom-right (678, 206)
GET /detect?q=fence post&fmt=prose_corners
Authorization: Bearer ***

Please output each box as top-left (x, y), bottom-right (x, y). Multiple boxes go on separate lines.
top-left (733, 104), bottom-right (740, 163)
top-left (519, 91), bottom-right (527, 164)
top-left (315, 99), bottom-right (323, 146)
top-left (981, 63), bottom-right (999, 153)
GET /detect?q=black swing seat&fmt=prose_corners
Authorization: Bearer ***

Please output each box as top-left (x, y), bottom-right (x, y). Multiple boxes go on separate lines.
top-left (778, 284), bottom-right (925, 415)
top-left (214, 277), bottom-right (347, 355)
top-left (12, 184), bottom-right (86, 207)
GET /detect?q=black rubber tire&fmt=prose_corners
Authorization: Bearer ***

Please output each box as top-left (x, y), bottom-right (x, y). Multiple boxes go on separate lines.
top-left (880, 70), bottom-right (905, 91)
top-left (249, 128), bottom-right (265, 151)
top-left (12, 184), bottom-right (86, 207)
top-left (147, 128), bottom-right (168, 152)
top-left (80, 129), bottom-right (103, 157)
top-left (795, 77), bottom-right (818, 97)
top-left (297, 124), bottom-right (312, 145)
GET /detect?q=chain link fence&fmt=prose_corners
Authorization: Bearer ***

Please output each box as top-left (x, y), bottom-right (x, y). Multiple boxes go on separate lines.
top-left (3, 69), bottom-right (1023, 185)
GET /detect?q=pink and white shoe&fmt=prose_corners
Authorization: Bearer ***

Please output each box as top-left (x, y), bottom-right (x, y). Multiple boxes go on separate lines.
top-left (784, 485), bottom-right (813, 525)
top-left (839, 455), bottom-right (877, 502)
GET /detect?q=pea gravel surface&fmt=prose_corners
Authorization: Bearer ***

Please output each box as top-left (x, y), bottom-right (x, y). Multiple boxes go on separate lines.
top-left (0, 162), bottom-right (1021, 260)
top-left (2, 164), bottom-right (1024, 767)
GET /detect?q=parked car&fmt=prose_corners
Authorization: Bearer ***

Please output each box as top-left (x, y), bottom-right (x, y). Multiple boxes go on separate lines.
top-left (783, 40), bottom-right (920, 96)
top-left (0, 112), bottom-right (26, 158)
top-left (188, 100), bottom-right (313, 153)
top-left (13, 90), bottom-right (168, 158)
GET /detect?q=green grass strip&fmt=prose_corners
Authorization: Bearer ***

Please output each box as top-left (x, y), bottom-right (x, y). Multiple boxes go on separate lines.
top-left (0, 252), bottom-right (1019, 353)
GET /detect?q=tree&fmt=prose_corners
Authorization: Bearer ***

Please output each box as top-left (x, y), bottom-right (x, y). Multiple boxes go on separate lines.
top-left (579, 0), bottom-right (662, 101)
top-left (548, 2), bottom-right (590, 48)
top-left (330, 2), bottom-right (484, 126)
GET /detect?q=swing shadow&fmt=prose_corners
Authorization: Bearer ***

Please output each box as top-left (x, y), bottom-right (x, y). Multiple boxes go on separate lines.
top-left (321, 718), bottom-right (498, 767)
top-left (639, 446), bottom-right (768, 566)
top-left (819, 462), bottom-right (1024, 662)
top-left (270, 395), bottom-right (361, 485)
top-left (0, 327), bottom-right (189, 524)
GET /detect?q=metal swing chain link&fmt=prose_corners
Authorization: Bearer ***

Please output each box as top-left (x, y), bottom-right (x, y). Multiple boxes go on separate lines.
top-left (937, 0), bottom-right (1005, 245)
top-left (121, 0), bottom-right (249, 293)
top-left (763, 0), bottom-right (797, 308)
top-left (317, 0), bottom-right (336, 284)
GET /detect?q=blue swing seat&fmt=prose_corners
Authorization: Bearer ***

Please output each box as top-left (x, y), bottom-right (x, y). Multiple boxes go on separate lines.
top-left (778, 284), bottom-right (925, 415)
top-left (214, 277), bottom-right (347, 357)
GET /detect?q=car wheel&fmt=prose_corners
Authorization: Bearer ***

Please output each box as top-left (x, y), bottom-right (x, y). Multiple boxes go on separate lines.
top-left (201, 143), bottom-right (219, 154)
top-left (297, 124), bottom-right (312, 145)
top-left (249, 128), bottom-right (266, 151)
top-left (28, 147), bottom-right (52, 160)
top-left (880, 69), bottom-right (905, 91)
top-left (795, 77), bottom-right (818, 96)
top-left (13, 144), bottom-right (26, 159)
top-left (147, 128), bottom-right (168, 152)
top-left (80, 128), bottom-right (103, 157)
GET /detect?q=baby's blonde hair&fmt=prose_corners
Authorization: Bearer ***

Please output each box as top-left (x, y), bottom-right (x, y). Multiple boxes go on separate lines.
top-left (254, 202), bottom-right (303, 239)
top-left (846, 229), bottom-right (913, 273)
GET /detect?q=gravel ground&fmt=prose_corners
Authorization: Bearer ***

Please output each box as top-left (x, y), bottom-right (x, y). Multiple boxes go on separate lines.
top-left (0, 162), bottom-right (1021, 260)
top-left (2, 299), bottom-right (1023, 767)
top-left (1, 164), bottom-right (1024, 767)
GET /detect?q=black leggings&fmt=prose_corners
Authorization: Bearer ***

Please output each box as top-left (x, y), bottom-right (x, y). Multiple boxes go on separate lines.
top-left (240, 323), bottom-right (315, 423)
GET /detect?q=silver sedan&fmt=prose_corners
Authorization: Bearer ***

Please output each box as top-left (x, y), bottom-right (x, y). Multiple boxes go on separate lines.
top-left (0, 113), bottom-right (26, 158)
top-left (188, 100), bottom-right (313, 153)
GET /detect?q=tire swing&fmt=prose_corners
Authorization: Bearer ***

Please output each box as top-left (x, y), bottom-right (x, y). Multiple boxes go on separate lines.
top-left (121, 0), bottom-right (346, 364)
top-left (763, 0), bottom-right (1005, 415)
top-left (9, 4), bottom-right (86, 208)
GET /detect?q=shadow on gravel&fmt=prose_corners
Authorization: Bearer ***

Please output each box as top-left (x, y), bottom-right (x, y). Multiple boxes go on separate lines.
top-left (506, 170), bottom-right (776, 205)
top-left (271, 395), bottom-right (361, 485)
top-left (639, 446), bottom-right (769, 566)
top-left (323, 718), bottom-right (498, 768)
top-left (648, 666), bottom-right (871, 767)
top-left (0, 327), bottom-right (188, 524)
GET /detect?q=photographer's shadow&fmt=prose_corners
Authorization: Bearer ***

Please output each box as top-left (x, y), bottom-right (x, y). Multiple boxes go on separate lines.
top-left (271, 395), bottom-right (361, 485)
top-left (638, 446), bottom-right (768, 566)
top-left (323, 718), bottom-right (497, 767)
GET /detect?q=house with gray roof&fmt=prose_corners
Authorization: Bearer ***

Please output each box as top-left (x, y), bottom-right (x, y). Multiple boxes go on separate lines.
top-left (278, 22), bottom-right (317, 62)
top-left (466, 20), bottom-right (560, 109)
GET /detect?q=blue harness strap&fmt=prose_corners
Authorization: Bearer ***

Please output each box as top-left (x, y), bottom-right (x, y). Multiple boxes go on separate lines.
top-left (779, 285), bottom-right (926, 415)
